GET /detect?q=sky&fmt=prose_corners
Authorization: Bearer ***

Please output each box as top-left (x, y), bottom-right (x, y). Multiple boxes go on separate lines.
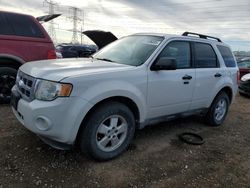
top-left (1, 0), bottom-right (250, 51)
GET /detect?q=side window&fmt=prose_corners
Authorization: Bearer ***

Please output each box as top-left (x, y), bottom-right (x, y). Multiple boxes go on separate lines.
top-left (158, 41), bottom-right (191, 69)
top-left (6, 13), bottom-right (44, 38)
top-left (70, 47), bottom-right (77, 51)
top-left (0, 13), bottom-right (14, 35)
top-left (217, 45), bottom-right (236, 67)
top-left (194, 43), bottom-right (217, 68)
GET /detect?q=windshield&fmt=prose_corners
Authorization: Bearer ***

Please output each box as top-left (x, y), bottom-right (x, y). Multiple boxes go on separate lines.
top-left (93, 35), bottom-right (164, 66)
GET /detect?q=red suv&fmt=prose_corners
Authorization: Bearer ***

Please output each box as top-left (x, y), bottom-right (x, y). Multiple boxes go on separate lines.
top-left (0, 11), bottom-right (57, 103)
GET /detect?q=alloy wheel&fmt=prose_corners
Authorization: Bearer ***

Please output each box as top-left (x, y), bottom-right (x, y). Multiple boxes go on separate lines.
top-left (96, 115), bottom-right (128, 152)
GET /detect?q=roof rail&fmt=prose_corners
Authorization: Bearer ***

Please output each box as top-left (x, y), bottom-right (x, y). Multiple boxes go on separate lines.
top-left (182, 32), bottom-right (222, 42)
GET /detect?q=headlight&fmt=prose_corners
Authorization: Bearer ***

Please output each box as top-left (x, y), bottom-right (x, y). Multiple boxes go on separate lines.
top-left (241, 74), bottom-right (250, 82)
top-left (35, 79), bottom-right (72, 101)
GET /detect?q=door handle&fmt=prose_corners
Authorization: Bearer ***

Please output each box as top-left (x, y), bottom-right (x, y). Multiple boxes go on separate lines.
top-left (214, 73), bottom-right (222, 77)
top-left (182, 75), bottom-right (192, 80)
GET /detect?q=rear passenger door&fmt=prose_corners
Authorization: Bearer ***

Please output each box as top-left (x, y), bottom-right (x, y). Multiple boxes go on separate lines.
top-left (190, 42), bottom-right (224, 110)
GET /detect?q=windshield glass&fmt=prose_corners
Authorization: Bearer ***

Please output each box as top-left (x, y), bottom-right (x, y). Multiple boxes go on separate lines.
top-left (93, 35), bottom-right (164, 66)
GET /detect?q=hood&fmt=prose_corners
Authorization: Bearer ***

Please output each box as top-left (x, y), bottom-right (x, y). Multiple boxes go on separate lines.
top-left (83, 30), bottom-right (118, 49)
top-left (36, 14), bottom-right (61, 23)
top-left (20, 58), bottom-right (133, 81)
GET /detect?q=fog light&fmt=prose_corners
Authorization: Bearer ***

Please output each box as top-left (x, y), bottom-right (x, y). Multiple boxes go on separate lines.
top-left (35, 116), bottom-right (51, 131)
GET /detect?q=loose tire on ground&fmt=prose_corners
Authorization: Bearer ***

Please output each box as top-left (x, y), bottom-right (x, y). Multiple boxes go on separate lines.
top-left (206, 91), bottom-right (230, 126)
top-left (79, 101), bottom-right (135, 161)
top-left (0, 67), bottom-right (17, 104)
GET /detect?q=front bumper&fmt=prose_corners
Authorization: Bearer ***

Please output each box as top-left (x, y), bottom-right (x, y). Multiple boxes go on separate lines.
top-left (239, 81), bottom-right (250, 96)
top-left (11, 86), bottom-right (93, 146)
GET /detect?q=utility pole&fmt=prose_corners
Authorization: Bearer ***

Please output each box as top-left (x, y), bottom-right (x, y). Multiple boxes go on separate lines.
top-left (43, 0), bottom-right (58, 44)
top-left (68, 7), bottom-right (82, 44)
top-left (81, 26), bottom-right (83, 45)
top-left (81, 10), bottom-right (85, 45)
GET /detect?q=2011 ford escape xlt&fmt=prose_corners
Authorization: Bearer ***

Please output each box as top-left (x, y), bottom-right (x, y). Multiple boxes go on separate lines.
top-left (11, 32), bottom-right (239, 161)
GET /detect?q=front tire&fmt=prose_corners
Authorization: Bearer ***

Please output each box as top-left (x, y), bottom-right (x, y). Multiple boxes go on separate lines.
top-left (206, 92), bottom-right (230, 126)
top-left (0, 67), bottom-right (17, 104)
top-left (80, 101), bottom-right (135, 161)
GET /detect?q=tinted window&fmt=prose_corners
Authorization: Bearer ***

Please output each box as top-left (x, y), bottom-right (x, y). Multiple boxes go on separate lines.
top-left (6, 13), bottom-right (44, 38)
top-left (70, 47), bottom-right (77, 51)
top-left (63, 46), bottom-right (72, 50)
top-left (158, 41), bottom-right (191, 68)
top-left (217, 45), bottom-right (236, 67)
top-left (0, 13), bottom-right (14, 35)
top-left (195, 43), bottom-right (217, 68)
top-left (57, 46), bottom-right (72, 51)
top-left (78, 46), bottom-right (88, 50)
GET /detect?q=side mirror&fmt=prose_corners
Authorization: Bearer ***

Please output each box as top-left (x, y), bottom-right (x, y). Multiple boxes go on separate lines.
top-left (151, 57), bottom-right (177, 71)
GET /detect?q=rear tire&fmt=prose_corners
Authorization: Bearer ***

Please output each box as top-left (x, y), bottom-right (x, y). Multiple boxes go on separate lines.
top-left (206, 91), bottom-right (229, 126)
top-left (0, 67), bottom-right (17, 104)
top-left (80, 101), bottom-right (135, 161)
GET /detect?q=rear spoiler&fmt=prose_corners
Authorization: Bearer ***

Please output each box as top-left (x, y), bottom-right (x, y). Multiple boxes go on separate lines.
top-left (36, 14), bottom-right (61, 23)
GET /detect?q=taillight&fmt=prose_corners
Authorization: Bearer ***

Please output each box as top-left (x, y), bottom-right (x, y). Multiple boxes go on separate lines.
top-left (237, 71), bottom-right (240, 85)
top-left (47, 50), bottom-right (57, 59)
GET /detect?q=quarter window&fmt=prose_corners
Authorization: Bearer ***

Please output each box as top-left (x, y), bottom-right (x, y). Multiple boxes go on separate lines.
top-left (217, 45), bottom-right (236, 67)
top-left (195, 43), bottom-right (217, 68)
top-left (158, 41), bottom-right (191, 69)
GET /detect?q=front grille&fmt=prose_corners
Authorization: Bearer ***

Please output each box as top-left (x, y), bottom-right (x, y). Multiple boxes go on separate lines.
top-left (16, 71), bottom-right (36, 101)
top-left (239, 81), bottom-right (250, 90)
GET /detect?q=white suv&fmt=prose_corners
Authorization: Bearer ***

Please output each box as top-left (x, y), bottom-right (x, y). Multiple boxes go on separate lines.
top-left (11, 32), bottom-right (239, 160)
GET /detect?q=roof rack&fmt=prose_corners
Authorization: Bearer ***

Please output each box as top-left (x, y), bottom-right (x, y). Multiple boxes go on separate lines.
top-left (182, 32), bottom-right (222, 42)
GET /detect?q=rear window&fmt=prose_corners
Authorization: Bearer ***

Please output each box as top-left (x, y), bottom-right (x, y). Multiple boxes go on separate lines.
top-left (194, 43), bottom-right (218, 68)
top-left (217, 45), bottom-right (236, 67)
top-left (4, 13), bottom-right (44, 38)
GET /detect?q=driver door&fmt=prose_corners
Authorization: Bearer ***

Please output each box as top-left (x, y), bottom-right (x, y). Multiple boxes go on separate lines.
top-left (147, 40), bottom-right (195, 118)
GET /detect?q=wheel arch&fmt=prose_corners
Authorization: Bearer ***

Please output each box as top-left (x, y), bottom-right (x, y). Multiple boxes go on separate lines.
top-left (206, 86), bottom-right (232, 126)
top-left (0, 54), bottom-right (25, 69)
top-left (217, 86), bottom-right (233, 103)
top-left (75, 96), bottom-right (141, 144)
top-left (212, 86), bottom-right (233, 105)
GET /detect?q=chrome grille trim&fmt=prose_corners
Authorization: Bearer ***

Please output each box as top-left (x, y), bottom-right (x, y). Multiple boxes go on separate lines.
top-left (16, 70), bottom-right (36, 101)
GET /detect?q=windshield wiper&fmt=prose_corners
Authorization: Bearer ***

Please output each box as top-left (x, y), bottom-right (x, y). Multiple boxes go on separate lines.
top-left (96, 58), bottom-right (115, 63)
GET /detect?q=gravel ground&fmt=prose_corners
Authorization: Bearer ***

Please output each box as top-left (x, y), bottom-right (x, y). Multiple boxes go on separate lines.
top-left (0, 94), bottom-right (250, 188)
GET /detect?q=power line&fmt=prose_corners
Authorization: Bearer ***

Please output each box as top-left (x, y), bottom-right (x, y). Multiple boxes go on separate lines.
top-left (43, 0), bottom-right (59, 44)
top-left (68, 7), bottom-right (83, 44)
top-left (42, 0), bottom-right (250, 45)
top-left (151, 0), bottom-right (243, 6)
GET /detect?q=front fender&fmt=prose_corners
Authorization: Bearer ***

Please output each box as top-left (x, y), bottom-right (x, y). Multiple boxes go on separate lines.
top-left (76, 80), bottom-right (147, 123)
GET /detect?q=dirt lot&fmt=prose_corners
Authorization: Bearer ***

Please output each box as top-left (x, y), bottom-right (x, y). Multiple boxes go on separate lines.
top-left (0, 95), bottom-right (250, 188)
